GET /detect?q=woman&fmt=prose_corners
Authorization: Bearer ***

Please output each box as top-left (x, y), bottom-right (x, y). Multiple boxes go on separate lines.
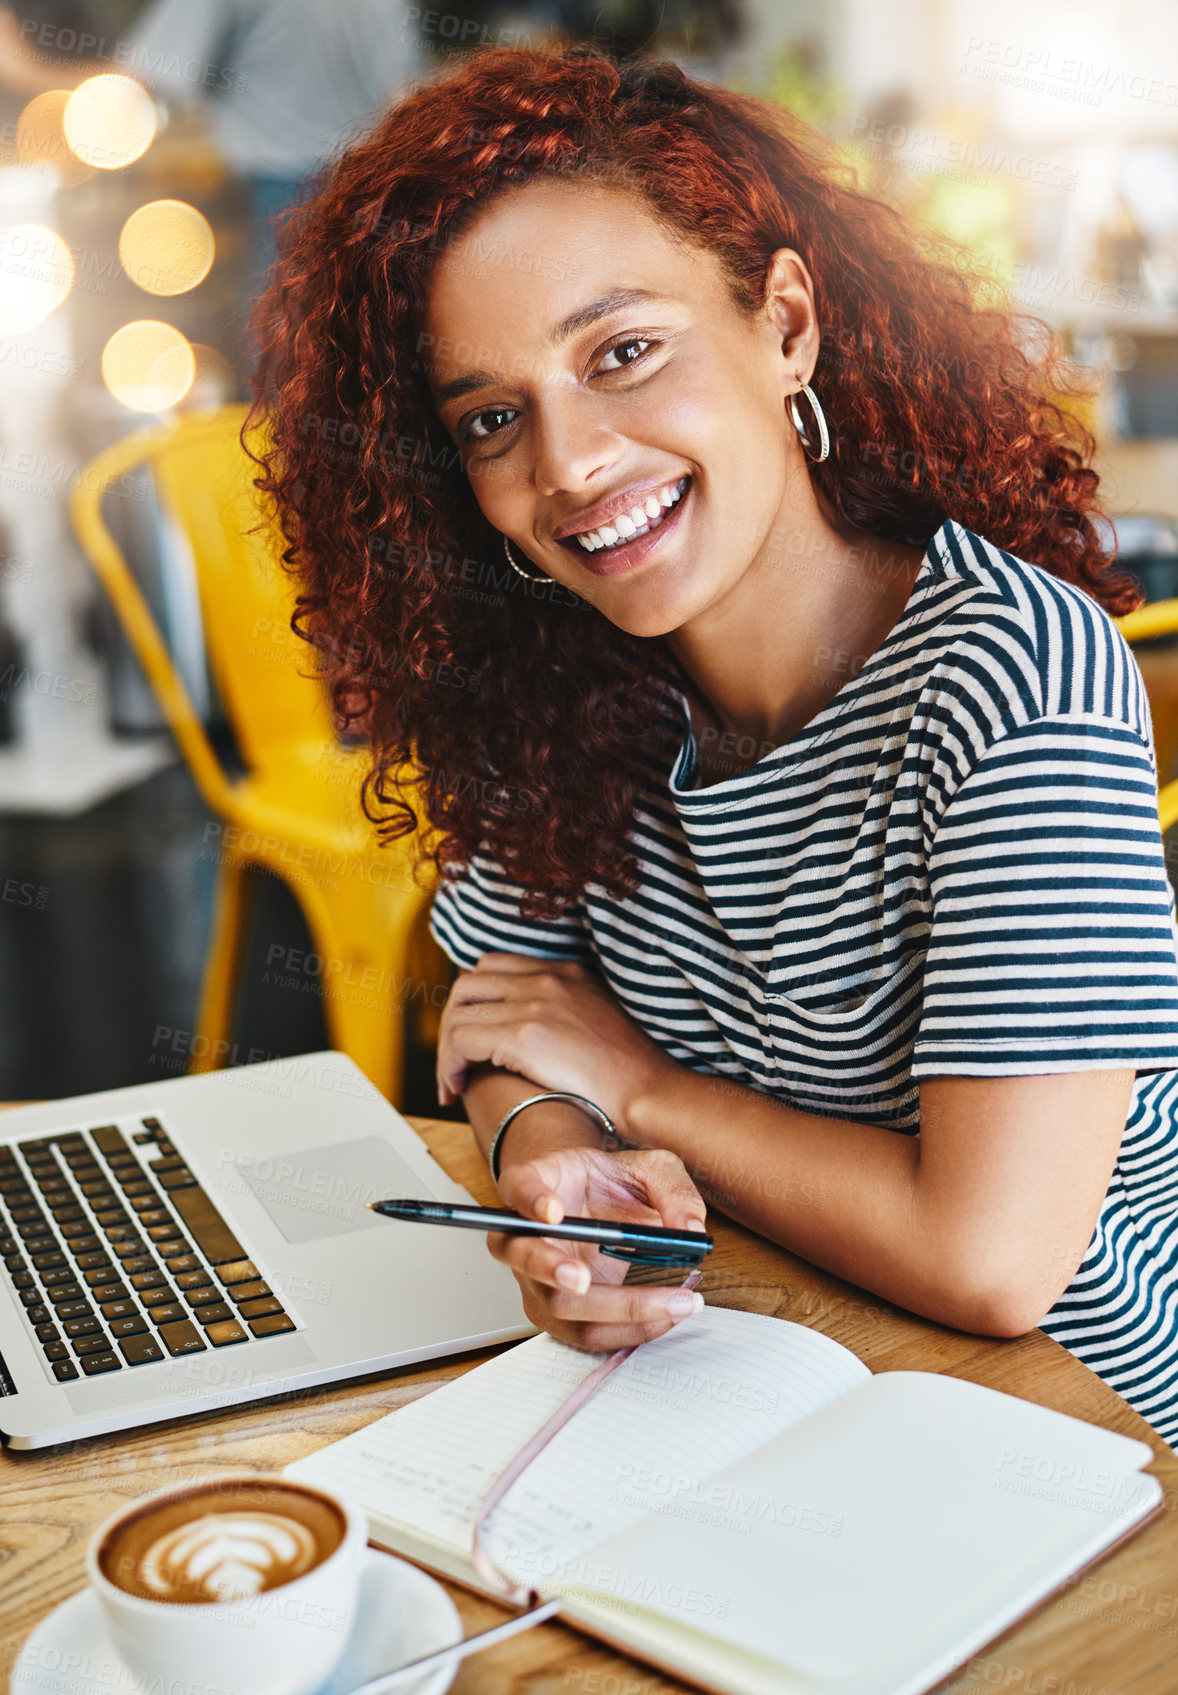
top-left (249, 44), bottom-right (1178, 1447)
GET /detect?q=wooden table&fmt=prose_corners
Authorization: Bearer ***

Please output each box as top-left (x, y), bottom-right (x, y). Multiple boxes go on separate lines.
top-left (3, 1114), bottom-right (1177, 1695)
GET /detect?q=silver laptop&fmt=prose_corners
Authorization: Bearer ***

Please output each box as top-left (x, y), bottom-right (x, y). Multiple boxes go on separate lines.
top-left (0, 1050), bottom-right (533, 1449)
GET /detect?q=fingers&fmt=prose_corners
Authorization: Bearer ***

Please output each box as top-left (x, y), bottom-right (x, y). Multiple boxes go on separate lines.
top-left (453, 966), bottom-right (556, 1001)
top-left (517, 1276), bottom-right (704, 1352)
top-left (434, 1013), bottom-right (479, 1102)
top-left (485, 1158), bottom-right (707, 1351)
top-left (485, 1229), bottom-right (579, 1284)
top-left (618, 1149), bottom-right (709, 1233)
top-left (548, 1282), bottom-right (704, 1326)
top-left (436, 955), bottom-right (596, 1104)
top-left (435, 968), bottom-right (519, 1100)
top-left (435, 998), bottom-right (550, 1101)
top-left (487, 1228), bottom-right (703, 1320)
top-left (500, 1164), bottom-right (566, 1227)
top-left (499, 1151), bottom-right (709, 1241)
top-left (434, 1007), bottom-right (508, 1102)
top-left (475, 954), bottom-right (590, 978)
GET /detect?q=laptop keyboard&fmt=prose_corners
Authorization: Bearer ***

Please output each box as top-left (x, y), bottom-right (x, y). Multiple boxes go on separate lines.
top-left (0, 1117), bottom-right (296, 1383)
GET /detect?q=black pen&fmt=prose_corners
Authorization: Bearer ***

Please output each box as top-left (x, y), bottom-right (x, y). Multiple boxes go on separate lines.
top-left (365, 1198), bottom-right (713, 1266)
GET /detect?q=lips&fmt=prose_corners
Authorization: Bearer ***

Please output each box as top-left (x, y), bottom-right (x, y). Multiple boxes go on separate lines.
top-left (553, 474), bottom-right (687, 544)
top-left (557, 476), bottom-right (693, 577)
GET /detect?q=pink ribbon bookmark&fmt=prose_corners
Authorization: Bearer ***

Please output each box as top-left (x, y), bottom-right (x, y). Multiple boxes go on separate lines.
top-left (470, 1268), bottom-right (704, 1605)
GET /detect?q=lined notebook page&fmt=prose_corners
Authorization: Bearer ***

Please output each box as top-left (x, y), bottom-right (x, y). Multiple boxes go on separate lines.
top-left (288, 1306), bottom-right (867, 1578)
top-left (287, 1333), bottom-right (602, 1553)
top-left (555, 1371), bottom-right (1161, 1686)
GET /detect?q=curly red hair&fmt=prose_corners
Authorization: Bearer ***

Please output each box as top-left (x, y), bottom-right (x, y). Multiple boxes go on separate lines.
top-left (246, 42), bottom-right (1141, 921)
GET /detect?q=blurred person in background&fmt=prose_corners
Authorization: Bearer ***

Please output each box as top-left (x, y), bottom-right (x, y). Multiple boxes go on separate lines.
top-left (0, 0), bottom-right (427, 371)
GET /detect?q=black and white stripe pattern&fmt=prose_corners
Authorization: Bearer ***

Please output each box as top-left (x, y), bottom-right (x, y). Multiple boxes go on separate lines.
top-left (430, 520), bottom-right (1178, 1448)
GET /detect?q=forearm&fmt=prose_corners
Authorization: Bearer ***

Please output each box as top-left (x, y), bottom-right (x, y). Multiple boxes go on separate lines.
top-left (459, 1062), bottom-right (611, 1177)
top-left (627, 1065), bottom-right (1002, 1334)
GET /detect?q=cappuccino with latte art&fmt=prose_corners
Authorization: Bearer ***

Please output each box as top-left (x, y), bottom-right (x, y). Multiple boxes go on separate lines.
top-left (99, 1481), bottom-right (345, 1605)
top-left (100, 1482), bottom-right (345, 1604)
top-left (88, 1477), bottom-right (364, 1695)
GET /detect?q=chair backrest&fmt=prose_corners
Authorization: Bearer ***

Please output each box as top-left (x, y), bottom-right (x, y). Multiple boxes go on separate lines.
top-left (1115, 597), bottom-right (1178, 646)
top-left (1116, 595), bottom-right (1178, 828)
top-left (71, 407), bottom-right (337, 804)
top-left (148, 406), bottom-right (337, 771)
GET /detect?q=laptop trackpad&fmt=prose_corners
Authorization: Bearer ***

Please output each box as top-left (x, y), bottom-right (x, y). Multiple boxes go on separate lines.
top-left (227, 1137), bottom-right (432, 1244)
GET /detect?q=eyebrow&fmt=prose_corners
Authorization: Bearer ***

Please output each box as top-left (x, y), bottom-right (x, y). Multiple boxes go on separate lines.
top-left (430, 287), bottom-right (671, 409)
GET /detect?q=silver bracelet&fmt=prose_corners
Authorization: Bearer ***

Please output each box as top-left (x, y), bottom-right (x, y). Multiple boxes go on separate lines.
top-left (489, 1091), bottom-right (620, 1183)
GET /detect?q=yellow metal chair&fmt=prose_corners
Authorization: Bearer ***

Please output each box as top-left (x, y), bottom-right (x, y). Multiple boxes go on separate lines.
top-left (1116, 597), bottom-right (1178, 835)
top-left (69, 405), bottom-right (451, 1104)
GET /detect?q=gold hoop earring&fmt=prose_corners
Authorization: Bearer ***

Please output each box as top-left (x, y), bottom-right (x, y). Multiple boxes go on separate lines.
top-left (788, 382), bottom-right (830, 464)
top-left (502, 533), bottom-right (556, 583)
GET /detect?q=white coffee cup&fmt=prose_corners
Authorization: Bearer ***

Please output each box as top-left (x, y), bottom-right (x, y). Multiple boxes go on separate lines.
top-left (86, 1475), bottom-right (367, 1695)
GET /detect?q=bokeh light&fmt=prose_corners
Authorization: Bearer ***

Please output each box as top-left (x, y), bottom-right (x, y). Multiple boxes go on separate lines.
top-left (15, 92), bottom-right (95, 188)
top-left (64, 75), bottom-right (156, 171)
top-left (183, 343), bottom-right (234, 410)
top-left (102, 321), bottom-right (196, 412)
top-left (118, 200), bottom-right (215, 296)
top-left (0, 223), bottom-right (74, 333)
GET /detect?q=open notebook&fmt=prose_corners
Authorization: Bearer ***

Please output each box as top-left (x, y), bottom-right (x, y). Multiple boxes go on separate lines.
top-left (286, 1305), bottom-right (1164, 1695)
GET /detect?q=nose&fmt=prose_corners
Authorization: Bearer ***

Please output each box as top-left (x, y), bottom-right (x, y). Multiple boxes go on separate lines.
top-left (530, 389), bottom-right (621, 507)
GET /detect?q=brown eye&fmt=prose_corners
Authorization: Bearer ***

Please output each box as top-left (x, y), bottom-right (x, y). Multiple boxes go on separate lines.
top-left (598, 336), bottom-right (655, 372)
top-left (463, 407), bottom-right (518, 444)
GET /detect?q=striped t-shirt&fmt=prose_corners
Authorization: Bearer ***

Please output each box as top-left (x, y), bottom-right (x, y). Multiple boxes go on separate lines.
top-left (429, 518), bottom-right (1178, 1449)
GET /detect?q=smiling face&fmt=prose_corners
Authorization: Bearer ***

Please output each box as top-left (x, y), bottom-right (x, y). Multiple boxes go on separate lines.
top-left (422, 177), bottom-right (820, 639)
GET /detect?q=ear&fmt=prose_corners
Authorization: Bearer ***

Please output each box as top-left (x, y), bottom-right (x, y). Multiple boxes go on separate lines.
top-left (761, 247), bottom-right (820, 404)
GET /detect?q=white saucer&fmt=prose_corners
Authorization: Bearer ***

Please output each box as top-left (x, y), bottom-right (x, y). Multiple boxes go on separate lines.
top-left (9, 1547), bottom-right (464, 1695)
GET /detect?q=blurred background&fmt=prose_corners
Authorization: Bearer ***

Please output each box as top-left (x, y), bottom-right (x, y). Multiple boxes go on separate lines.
top-left (0, 0), bottom-right (1176, 1108)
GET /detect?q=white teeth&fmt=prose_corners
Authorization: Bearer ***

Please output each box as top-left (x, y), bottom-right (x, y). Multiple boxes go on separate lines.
top-left (573, 477), bottom-right (688, 552)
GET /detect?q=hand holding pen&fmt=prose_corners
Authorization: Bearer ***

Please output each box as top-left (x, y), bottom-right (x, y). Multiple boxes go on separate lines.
top-left (478, 1144), bottom-right (708, 1351)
